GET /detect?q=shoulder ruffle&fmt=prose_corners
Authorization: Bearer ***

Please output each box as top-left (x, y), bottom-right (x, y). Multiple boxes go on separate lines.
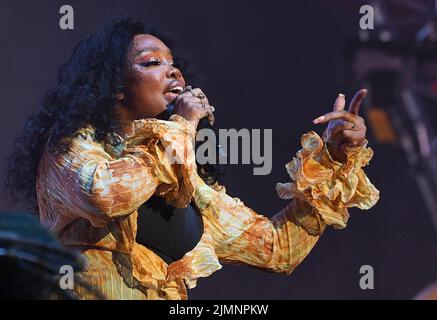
top-left (122, 115), bottom-right (198, 208)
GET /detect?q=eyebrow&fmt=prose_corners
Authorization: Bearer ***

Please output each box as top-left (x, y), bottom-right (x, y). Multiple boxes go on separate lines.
top-left (135, 46), bottom-right (172, 57)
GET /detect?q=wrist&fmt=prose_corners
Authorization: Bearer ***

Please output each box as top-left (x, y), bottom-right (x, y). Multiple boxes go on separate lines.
top-left (326, 140), bottom-right (346, 163)
top-left (326, 139), bottom-right (368, 165)
top-left (169, 114), bottom-right (197, 138)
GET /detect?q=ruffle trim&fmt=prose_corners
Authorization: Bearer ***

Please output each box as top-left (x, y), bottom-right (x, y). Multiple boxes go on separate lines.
top-left (276, 131), bottom-right (380, 229)
top-left (122, 115), bottom-right (198, 208)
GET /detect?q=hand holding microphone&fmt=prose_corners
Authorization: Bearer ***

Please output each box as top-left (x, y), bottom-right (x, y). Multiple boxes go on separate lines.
top-left (165, 86), bottom-right (225, 165)
top-left (169, 86), bottom-right (215, 130)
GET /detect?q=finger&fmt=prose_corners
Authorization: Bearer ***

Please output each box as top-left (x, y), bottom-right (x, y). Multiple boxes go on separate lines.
top-left (204, 105), bottom-right (215, 125)
top-left (207, 113), bottom-right (215, 126)
top-left (198, 110), bottom-right (215, 126)
top-left (194, 103), bottom-right (214, 124)
top-left (313, 111), bottom-right (358, 124)
top-left (173, 90), bottom-right (197, 105)
top-left (348, 89), bottom-right (367, 115)
top-left (176, 95), bottom-right (204, 109)
top-left (329, 121), bottom-right (355, 138)
top-left (191, 88), bottom-right (210, 105)
top-left (173, 90), bottom-right (191, 100)
top-left (336, 129), bottom-right (366, 145)
top-left (333, 93), bottom-right (346, 111)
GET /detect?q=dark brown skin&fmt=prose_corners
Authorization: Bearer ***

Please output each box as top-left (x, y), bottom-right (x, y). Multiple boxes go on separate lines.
top-left (313, 89), bottom-right (368, 162)
top-left (117, 34), bottom-right (367, 163)
top-left (116, 34), bottom-right (214, 136)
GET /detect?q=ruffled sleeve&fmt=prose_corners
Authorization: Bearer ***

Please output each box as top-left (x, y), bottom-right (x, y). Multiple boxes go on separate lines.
top-left (37, 114), bottom-right (197, 230)
top-left (276, 130), bottom-right (380, 233)
top-left (177, 131), bottom-right (380, 279)
top-left (123, 114), bottom-right (198, 208)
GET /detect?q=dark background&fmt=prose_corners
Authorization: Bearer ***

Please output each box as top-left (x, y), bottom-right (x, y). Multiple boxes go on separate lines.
top-left (0, 0), bottom-right (436, 299)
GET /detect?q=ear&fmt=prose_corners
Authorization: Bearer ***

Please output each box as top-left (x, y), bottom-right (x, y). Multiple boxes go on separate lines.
top-left (115, 92), bottom-right (125, 101)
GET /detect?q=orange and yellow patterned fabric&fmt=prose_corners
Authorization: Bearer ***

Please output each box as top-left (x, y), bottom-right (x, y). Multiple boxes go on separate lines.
top-left (36, 114), bottom-right (379, 300)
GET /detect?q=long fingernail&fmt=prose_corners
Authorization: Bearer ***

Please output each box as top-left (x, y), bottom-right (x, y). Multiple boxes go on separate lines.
top-left (338, 93), bottom-right (345, 98)
top-left (313, 116), bottom-right (325, 124)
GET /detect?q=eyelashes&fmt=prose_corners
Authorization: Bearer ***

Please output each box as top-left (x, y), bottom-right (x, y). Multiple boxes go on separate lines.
top-left (139, 60), bottom-right (161, 67)
top-left (139, 59), bottom-right (177, 68)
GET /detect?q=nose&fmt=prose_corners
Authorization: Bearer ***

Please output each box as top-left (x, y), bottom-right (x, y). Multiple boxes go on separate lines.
top-left (166, 64), bottom-right (183, 81)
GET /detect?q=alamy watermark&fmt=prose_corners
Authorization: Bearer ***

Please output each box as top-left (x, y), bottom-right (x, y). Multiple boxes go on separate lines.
top-left (359, 265), bottom-right (375, 290)
top-left (359, 5), bottom-right (374, 30)
top-left (195, 128), bottom-right (272, 176)
top-left (59, 5), bottom-right (74, 30)
top-left (59, 265), bottom-right (74, 290)
top-left (163, 127), bottom-right (273, 176)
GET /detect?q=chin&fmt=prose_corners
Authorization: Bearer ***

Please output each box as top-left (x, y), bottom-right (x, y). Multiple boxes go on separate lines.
top-left (149, 106), bottom-right (168, 119)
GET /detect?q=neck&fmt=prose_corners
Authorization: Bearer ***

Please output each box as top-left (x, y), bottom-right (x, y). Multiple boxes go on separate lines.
top-left (114, 103), bottom-right (136, 139)
top-left (114, 120), bottom-right (134, 140)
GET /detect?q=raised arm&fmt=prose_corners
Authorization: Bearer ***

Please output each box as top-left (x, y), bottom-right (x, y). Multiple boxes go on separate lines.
top-left (194, 90), bottom-right (379, 274)
top-left (194, 130), bottom-right (379, 275)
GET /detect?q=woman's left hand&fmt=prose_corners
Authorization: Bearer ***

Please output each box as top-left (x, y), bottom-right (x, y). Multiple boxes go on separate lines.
top-left (312, 89), bottom-right (368, 163)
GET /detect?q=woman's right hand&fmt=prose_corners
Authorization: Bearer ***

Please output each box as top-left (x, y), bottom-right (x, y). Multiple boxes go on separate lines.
top-left (172, 87), bottom-right (215, 129)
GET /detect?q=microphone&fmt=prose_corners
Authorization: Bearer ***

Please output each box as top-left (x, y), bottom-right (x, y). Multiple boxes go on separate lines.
top-left (159, 85), bottom-right (226, 166)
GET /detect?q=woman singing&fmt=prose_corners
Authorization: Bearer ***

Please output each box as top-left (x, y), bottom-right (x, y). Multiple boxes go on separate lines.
top-left (6, 18), bottom-right (379, 300)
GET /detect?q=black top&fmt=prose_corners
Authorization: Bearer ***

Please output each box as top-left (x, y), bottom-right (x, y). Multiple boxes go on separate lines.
top-left (136, 196), bottom-right (204, 264)
top-left (135, 106), bottom-right (204, 264)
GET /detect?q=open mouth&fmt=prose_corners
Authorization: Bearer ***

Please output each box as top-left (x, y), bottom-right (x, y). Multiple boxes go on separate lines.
top-left (163, 84), bottom-right (184, 102)
top-left (168, 86), bottom-right (184, 94)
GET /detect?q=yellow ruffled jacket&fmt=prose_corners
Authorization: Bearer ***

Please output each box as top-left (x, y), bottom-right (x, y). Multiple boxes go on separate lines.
top-left (36, 115), bottom-right (379, 300)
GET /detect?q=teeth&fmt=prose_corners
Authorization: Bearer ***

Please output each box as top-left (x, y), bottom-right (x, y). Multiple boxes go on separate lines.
top-left (169, 86), bottom-right (183, 94)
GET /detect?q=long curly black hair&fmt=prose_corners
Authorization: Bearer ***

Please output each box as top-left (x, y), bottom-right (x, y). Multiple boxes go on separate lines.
top-left (5, 17), bottom-right (225, 214)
